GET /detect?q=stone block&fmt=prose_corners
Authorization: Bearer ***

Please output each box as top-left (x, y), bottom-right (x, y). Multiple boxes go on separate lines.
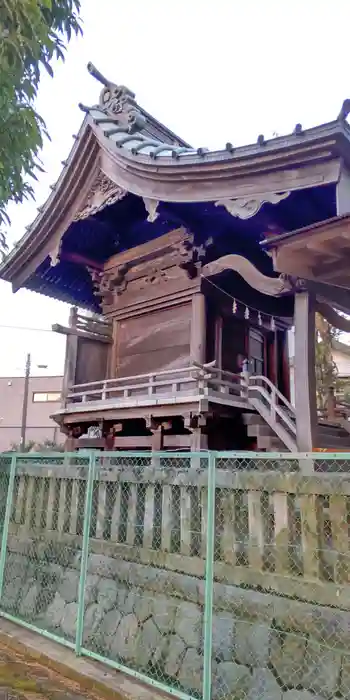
top-left (214, 583), bottom-right (273, 624)
top-left (58, 570), bottom-right (79, 604)
top-left (235, 620), bottom-right (271, 668)
top-left (4, 555), bottom-right (28, 582)
top-left (115, 585), bottom-right (128, 610)
top-left (164, 635), bottom-right (186, 678)
top-left (83, 602), bottom-right (106, 642)
top-left (339, 654), bottom-right (350, 698)
top-left (2, 576), bottom-right (23, 610)
top-left (212, 613), bottom-right (236, 662)
top-left (110, 613), bottom-right (139, 662)
top-left (178, 649), bottom-right (203, 693)
top-left (134, 592), bottom-right (154, 623)
top-left (270, 630), bottom-right (307, 687)
top-left (123, 591), bottom-right (136, 615)
top-left (283, 692), bottom-right (323, 700)
top-left (97, 609), bottom-right (122, 652)
top-left (302, 640), bottom-right (341, 698)
top-left (174, 601), bottom-right (202, 648)
top-left (45, 592), bottom-right (67, 628)
top-left (84, 574), bottom-right (100, 606)
top-left (153, 596), bottom-right (177, 635)
top-left (19, 584), bottom-right (38, 617)
top-left (60, 601), bottom-right (78, 639)
top-left (88, 554), bottom-right (116, 578)
top-left (248, 668), bottom-right (282, 700)
top-left (136, 618), bottom-right (163, 668)
top-left (213, 661), bottom-right (251, 700)
top-left (97, 578), bottom-right (118, 610)
top-left (166, 570), bottom-right (200, 603)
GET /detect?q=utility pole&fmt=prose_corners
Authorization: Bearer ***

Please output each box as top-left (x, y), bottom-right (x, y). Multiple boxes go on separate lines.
top-left (20, 353), bottom-right (31, 453)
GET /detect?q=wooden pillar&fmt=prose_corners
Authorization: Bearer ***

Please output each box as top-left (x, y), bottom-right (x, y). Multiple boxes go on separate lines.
top-left (294, 292), bottom-right (318, 451)
top-left (61, 307), bottom-right (78, 405)
top-left (191, 427), bottom-right (208, 451)
top-left (190, 293), bottom-right (206, 364)
top-left (336, 164), bottom-right (350, 215)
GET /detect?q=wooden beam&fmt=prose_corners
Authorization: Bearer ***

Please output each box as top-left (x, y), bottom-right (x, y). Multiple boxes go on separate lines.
top-left (52, 323), bottom-right (111, 344)
top-left (294, 292), bottom-right (318, 451)
top-left (305, 279), bottom-right (350, 313)
top-left (312, 255), bottom-right (350, 279)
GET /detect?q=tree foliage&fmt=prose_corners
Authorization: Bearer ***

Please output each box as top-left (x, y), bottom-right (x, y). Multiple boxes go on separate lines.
top-left (315, 313), bottom-right (339, 410)
top-left (0, 0), bottom-right (82, 255)
top-left (10, 438), bottom-right (64, 452)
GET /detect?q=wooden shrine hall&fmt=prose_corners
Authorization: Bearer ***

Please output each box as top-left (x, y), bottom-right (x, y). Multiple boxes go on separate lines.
top-left (3, 63), bottom-right (350, 453)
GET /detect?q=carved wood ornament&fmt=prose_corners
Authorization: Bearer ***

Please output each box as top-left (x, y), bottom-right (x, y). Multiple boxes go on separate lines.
top-left (48, 171), bottom-right (127, 267)
top-left (89, 228), bottom-right (212, 307)
top-left (74, 170), bottom-right (127, 222)
top-left (143, 198), bottom-right (159, 223)
top-left (202, 254), bottom-right (292, 296)
top-left (215, 192), bottom-right (290, 219)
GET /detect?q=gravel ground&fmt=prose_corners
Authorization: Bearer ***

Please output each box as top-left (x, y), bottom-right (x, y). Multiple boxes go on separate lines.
top-left (0, 639), bottom-right (109, 700)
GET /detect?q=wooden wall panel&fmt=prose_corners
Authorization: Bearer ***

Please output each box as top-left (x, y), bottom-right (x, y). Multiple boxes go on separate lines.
top-left (75, 338), bottom-right (108, 386)
top-left (116, 304), bottom-right (191, 377)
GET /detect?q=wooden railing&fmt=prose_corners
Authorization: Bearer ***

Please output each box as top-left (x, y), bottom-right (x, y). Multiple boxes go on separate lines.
top-left (8, 459), bottom-right (350, 609)
top-left (65, 364), bottom-right (244, 407)
top-left (247, 374), bottom-right (297, 451)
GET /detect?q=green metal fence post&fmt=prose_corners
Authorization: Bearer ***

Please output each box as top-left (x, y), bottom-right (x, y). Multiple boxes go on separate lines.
top-left (0, 455), bottom-right (17, 602)
top-left (75, 452), bottom-right (96, 655)
top-left (202, 451), bottom-right (216, 700)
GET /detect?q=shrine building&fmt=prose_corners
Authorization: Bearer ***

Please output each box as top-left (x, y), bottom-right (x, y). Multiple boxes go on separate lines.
top-left (2, 63), bottom-right (350, 453)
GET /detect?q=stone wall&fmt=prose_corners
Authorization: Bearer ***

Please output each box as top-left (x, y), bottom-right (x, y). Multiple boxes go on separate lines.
top-left (3, 534), bottom-right (350, 700)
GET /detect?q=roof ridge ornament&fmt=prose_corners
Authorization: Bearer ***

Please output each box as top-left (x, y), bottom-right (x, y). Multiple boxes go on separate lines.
top-left (338, 99), bottom-right (350, 122)
top-left (85, 62), bottom-right (146, 133)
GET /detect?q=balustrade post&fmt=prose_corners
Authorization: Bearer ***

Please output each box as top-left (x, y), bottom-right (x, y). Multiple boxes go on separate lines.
top-left (75, 453), bottom-right (96, 655)
top-left (271, 387), bottom-right (277, 423)
top-left (148, 375), bottom-right (155, 397)
top-left (241, 358), bottom-right (250, 399)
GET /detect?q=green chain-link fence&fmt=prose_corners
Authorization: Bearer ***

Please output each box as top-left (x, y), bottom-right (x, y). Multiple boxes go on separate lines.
top-left (1, 450), bottom-right (350, 700)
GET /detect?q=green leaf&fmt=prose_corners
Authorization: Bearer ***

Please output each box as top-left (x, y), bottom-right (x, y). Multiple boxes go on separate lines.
top-left (0, 0), bottom-right (82, 255)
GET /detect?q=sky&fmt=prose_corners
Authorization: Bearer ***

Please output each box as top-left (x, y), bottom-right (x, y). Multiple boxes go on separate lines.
top-left (1, 0), bottom-right (350, 376)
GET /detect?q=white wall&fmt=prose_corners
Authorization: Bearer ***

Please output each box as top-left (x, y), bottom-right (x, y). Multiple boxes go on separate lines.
top-left (332, 350), bottom-right (350, 378)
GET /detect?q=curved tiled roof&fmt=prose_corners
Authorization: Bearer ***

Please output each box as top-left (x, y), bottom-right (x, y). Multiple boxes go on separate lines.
top-left (82, 62), bottom-right (350, 165)
top-left (1, 62), bottom-right (350, 291)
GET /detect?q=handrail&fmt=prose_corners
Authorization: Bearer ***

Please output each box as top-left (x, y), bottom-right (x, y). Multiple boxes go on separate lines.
top-left (205, 366), bottom-right (242, 383)
top-left (249, 385), bottom-right (297, 436)
top-left (65, 362), bottom-right (246, 407)
top-left (246, 374), bottom-right (297, 450)
top-left (69, 365), bottom-right (200, 392)
top-left (67, 375), bottom-right (199, 401)
top-left (248, 375), bottom-right (295, 415)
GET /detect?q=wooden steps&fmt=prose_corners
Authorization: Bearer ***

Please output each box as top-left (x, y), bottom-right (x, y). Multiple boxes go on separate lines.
top-left (243, 412), bottom-right (350, 452)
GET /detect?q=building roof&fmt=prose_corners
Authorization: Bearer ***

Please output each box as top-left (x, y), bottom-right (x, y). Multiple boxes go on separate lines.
top-left (1, 63), bottom-right (350, 308)
top-left (262, 213), bottom-right (350, 290)
top-left (332, 339), bottom-right (350, 357)
top-left (262, 212), bottom-right (350, 249)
